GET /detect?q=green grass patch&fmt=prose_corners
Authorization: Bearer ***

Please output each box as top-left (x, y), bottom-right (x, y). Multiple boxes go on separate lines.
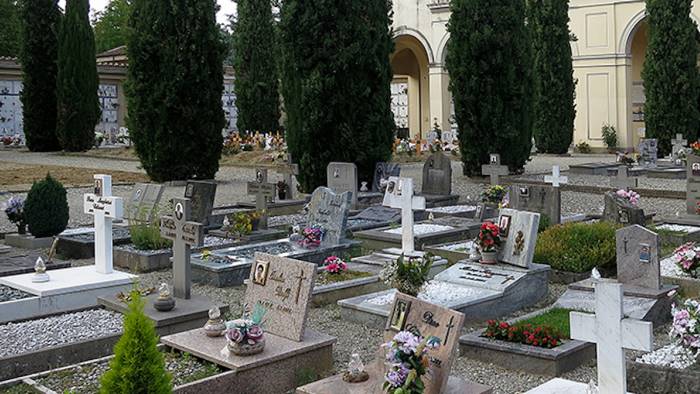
top-left (514, 308), bottom-right (574, 339)
top-left (316, 270), bottom-right (374, 285)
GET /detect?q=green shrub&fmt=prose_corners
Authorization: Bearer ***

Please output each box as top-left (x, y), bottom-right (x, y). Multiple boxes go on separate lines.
top-left (538, 214), bottom-right (551, 233)
top-left (129, 205), bottom-right (172, 251)
top-left (24, 174), bottom-right (69, 237)
top-left (100, 290), bottom-right (172, 394)
top-left (574, 141), bottom-right (591, 154)
top-left (601, 124), bottom-right (618, 151)
top-left (534, 221), bottom-right (617, 273)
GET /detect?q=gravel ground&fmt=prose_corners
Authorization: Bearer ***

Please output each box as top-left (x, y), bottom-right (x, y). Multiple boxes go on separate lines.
top-left (0, 285), bottom-right (32, 302)
top-left (0, 309), bottom-right (123, 358)
top-left (519, 172), bottom-right (686, 192)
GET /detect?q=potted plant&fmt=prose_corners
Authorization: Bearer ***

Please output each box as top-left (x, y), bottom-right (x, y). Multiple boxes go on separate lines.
top-left (671, 243), bottom-right (700, 278)
top-left (379, 254), bottom-right (433, 297)
top-left (480, 185), bottom-right (506, 208)
top-left (601, 124), bottom-right (618, 153)
top-left (477, 222), bottom-right (501, 264)
top-left (3, 196), bottom-right (26, 234)
top-left (382, 331), bottom-right (441, 394)
top-left (225, 305), bottom-right (267, 356)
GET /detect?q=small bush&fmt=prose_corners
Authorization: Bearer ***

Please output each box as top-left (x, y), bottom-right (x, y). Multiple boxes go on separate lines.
top-left (575, 141), bottom-right (592, 154)
top-left (380, 254), bottom-right (433, 296)
top-left (534, 221), bottom-right (617, 273)
top-left (100, 290), bottom-right (172, 393)
top-left (538, 215), bottom-right (551, 233)
top-left (24, 173), bottom-right (69, 237)
top-left (129, 205), bottom-right (172, 251)
top-left (601, 124), bottom-right (618, 150)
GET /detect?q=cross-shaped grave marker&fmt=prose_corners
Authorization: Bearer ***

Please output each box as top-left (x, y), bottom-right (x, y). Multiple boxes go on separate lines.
top-left (83, 174), bottom-right (124, 274)
top-left (544, 165), bottom-right (568, 188)
top-left (247, 169), bottom-right (276, 229)
top-left (611, 166), bottom-right (638, 191)
top-left (570, 280), bottom-right (653, 393)
top-left (278, 153), bottom-right (300, 200)
top-left (481, 153), bottom-right (509, 186)
top-left (382, 177), bottom-right (426, 253)
top-left (672, 133), bottom-right (688, 159)
top-left (160, 198), bottom-right (203, 299)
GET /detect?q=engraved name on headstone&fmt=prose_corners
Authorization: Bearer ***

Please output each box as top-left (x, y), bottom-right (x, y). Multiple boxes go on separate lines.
top-left (83, 174), bottom-right (124, 274)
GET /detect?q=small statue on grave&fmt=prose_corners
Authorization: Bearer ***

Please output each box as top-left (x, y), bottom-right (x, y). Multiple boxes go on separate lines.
top-left (342, 353), bottom-right (369, 383)
top-left (468, 240), bottom-right (481, 262)
top-left (360, 181), bottom-right (369, 192)
top-left (204, 306), bottom-right (226, 337)
top-left (153, 283), bottom-right (175, 312)
top-left (31, 257), bottom-right (50, 283)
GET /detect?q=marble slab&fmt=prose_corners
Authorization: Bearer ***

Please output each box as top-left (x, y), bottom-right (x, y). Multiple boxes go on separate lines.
top-left (525, 378), bottom-right (633, 394)
top-left (0, 265), bottom-right (136, 297)
top-left (496, 209), bottom-right (540, 268)
top-left (435, 262), bottom-right (529, 292)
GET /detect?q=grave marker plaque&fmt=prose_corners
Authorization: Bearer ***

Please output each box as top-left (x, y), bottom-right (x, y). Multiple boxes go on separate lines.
top-left (508, 185), bottom-right (561, 225)
top-left (306, 187), bottom-right (352, 246)
top-left (327, 162), bottom-right (358, 208)
top-left (496, 209), bottom-right (540, 268)
top-left (481, 153), bottom-right (508, 186)
top-left (422, 151), bottom-right (452, 195)
top-left (184, 180), bottom-right (217, 227)
top-left (83, 174), bottom-right (124, 274)
top-left (247, 169), bottom-right (275, 229)
top-left (160, 198), bottom-right (204, 299)
top-left (616, 225), bottom-right (661, 290)
top-left (244, 253), bottom-right (317, 342)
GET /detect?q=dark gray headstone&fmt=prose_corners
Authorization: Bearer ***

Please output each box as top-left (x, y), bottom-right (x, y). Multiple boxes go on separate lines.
top-left (508, 185), bottom-right (561, 224)
top-left (327, 162), bottom-right (358, 208)
top-left (306, 187), bottom-right (352, 246)
top-left (184, 180), bottom-right (217, 227)
top-left (603, 192), bottom-right (645, 226)
top-left (126, 183), bottom-right (164, 222)
top-left (372, 162), bottom-right (401, 192)
top-left (422, 151), bottom-right (452, 195)
top-left (687, 154), bottom-right (700, 215)
top-left (616, 225), bottom-right (660, 290)
top-left (638, 139), bottom-right (658, 168)
top-left (353, 206), bottom-right (400, 223)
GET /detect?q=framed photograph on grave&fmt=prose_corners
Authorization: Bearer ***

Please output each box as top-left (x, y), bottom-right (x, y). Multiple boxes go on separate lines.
top-left (518, 187), bottom-right (529, 197)
top-left (640, 243), bottom-right (651, 263)
top-left (498, 215), bottom-right (512, 238)
top-left (252, 260), bottom-right (270, 286)
top-left (475, 204), bottom-right (484, 219)
top-left (185, 184), bottom-right (194, 197)
top-left (386, 180), bottom-right (396, 194)
top-left (693, 163), bottom-right (700, 177)
top-left (256, 170), bottom-right (264, 183)
top-left (388, 299), bottom-right (411, 332)
top-left (94, 179), bottom-right (103, 196)
top-left (490, 154), bottom-right (498, 164)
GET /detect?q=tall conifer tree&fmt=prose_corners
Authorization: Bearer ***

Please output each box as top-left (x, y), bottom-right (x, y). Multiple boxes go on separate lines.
top-left (56, 0), bottom-right (101, 152)
top-left (92, 0), bottom-right (131, 54)
top-left (529, 0), bottom-right (575, 154)
top-left (280, 0), bottom-right (395, 191)
top-left (233, 0), bottom-right (280, 134)
top-left (127, 0), bottom-right (225, 182)
top-left (643, 0), bottom-right (700, 155)
top-left (19, 0), bottom-right (61, 151)
top-left (0, 0), bottom-right (21, 57)
top-left (446, 0), bottom-right (533, 175)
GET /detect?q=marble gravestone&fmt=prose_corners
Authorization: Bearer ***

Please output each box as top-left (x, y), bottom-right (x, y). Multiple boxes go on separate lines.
top-left (84, 174), bottom-right (124, 274)
top-left (184, 180), bottom-right (217, 227)
top-left (508, 185), bottom-right (561, 225)
top-left (638, 139), bottom-right (658, 168)
top-left (327, 162), bottom-right (358, 208)
top-left (372, 162), bottom-right (401, 192)
top-left (383, 176), bottom-right (426, 254)
top-left (422, 152), bottom-right (452, 196)
top-left (496, 208), bottom-right (540, 268)
top-left (616, 225), bottom-right (661, 290)
top-left (602, 192), bottom-right (645, 226)
top-left (160, 198), bottom-right (204, 300)
top-left (306, 187), bottom-right (353, 246)
top-left (247, 168), bottom-right (276, 229)
top-left (244, 253), bottom-right (317, 342)
top-left (125, 183), bottom-right (164, 223)
top-left (686, 153), bottom-right (700, 216)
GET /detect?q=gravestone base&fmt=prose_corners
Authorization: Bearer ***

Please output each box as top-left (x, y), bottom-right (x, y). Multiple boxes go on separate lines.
top-left (356, 191), bottom-right (384, 208)
top-left (568, 162), bottom-right (621, 175)
top-left (296, 360), bottom-right (492, 394)
top-left (651, 221), bottom-right (700, 245)
top-left (113, 247), bottom-right (172, 273)
top-left (4, 234), bottom-right (54, 250)
top-left (0, 248), bottom-right (70, 277)
top-left (353, 218), bottom-right (481, 252)
top-left (339, 262), bottom-right (551, 328)
top-left (207, 206), bottom-right (252, 229)
top-left (235, 198), bottom-right (310, 216)
top-left (0, 265), bottom-right (136, 323)
top-left (605, 166), bottom-right (647, 177)
top-left (646, 167), bottom-right (686, 179)
top-left (162, 328), bottom-right (335, 394)
top-left (423, 241), bottom-right (474, 265)
top-left (525, 378), bottom-right (633, 394)
top-left (207, 228), bottom-right (287, 243)
top-left (312, 275), bottom-right (386, 307)
top-left (627, 359), bottom-right (700, 394)
top-left (56, 227), bottom-right (132, 259)
top-left (421, 193), bottom-right (460, 208)
top-left (99, 293), bottom-right (228, 336)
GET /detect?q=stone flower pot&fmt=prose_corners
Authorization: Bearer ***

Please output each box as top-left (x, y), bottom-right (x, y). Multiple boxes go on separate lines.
top-left (228, 338), bottom-right (265, 356)
top-left (480, 251), bottom-right (498, 265)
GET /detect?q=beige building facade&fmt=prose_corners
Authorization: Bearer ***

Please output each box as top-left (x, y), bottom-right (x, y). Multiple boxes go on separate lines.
top-left (390, 0), bottom-right (700, 149)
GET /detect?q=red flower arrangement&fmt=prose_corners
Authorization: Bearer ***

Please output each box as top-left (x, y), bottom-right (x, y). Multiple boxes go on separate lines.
top-left (477, 222), bottom-right (501, 253)
top-left (322, 256), bottom-right (347, 274)
top-left (484, 320), bottom-right (562, 349)
top-left (691, 141), bottom-right (700, 155)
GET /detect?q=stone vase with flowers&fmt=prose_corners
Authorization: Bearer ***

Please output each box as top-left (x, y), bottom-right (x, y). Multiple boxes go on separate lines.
top-left (477, 222), bottom-right (501, 264)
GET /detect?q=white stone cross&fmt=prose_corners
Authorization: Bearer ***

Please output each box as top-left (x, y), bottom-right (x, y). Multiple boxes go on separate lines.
top-left (611, 166), bottom-right (638, 191)
top-left (672, 133), bottom-right (688, 149)
top-left (481, 153), bottom-right (509, 186)
top-left (544, 166), bottom-right (568, 188)
top-left (83, 174), bottom-right (124, 275)
top-left (160, 198), bottom-right (203, 299)
top-left (247, 169), bottom-right (276, 229)
top-left (570, 280), bottom-right (653, 393)
top-left (382, 177), bottom-right (426, 253)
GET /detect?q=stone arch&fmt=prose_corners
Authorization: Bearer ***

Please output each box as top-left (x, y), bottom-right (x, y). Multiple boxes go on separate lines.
top-left (436, 32), bottom-right (450, 65)
top-left (619, 9), bottom-right (700, 55)
top-left (392, 26), bottom-right (435, 64)
top-left (391, 33), bottom-right (432, 138)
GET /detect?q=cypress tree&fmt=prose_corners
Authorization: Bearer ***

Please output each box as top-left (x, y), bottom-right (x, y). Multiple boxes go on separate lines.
top-left (0, 0), bottom-right (21, 57)
top-left (529, 0), bottom-right (575, 154)
top-left (18, 0), bottom-right (62, 152)
top-left (446, 0), bottom-right (533, 175)
top-left (233, 0), bottom-right (280, 134)
top-left (280, 0), bottom-right (395, 191)
top-left (127, 0), bottom-right (225, 182)
top-left (56, 0), bottom-right (101, 152)
top-left (643, 0), bottom-right (700, 155)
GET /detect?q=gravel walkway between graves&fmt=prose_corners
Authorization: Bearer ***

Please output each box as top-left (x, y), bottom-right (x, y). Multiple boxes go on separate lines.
top-left (0, 309), bottom-right (123, 358)
top-left (0, 285), bottom-right (32, 302)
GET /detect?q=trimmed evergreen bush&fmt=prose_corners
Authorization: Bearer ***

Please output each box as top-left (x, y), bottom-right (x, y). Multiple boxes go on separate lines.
top-left (100, 291), bottom-right (172, 393)
top-left (233, 0), bottom-right (280, 134)
top-left (534, 221), bottom-right (617, 273)
top-left (18, 0), bottom-right (62, 152)
top-left (643, 0), bottom-right (700, 156)
top-left (57, 0), bottom-right (101, 152)
top-left (528, 0), bottom-right (575, 154)
top-left (24, 174), bottom-right (68, 238)
top-left (280, 0), bottom-right (395, 191)
top-left (446, 0), bottom-right (533, 176)
top-left (126, 0), bottom-right (225, 182)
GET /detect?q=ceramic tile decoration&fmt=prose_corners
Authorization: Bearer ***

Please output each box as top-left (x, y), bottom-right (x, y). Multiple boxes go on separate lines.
top-left (83, 174), bottom-right (124, 274)
top-left (422, 152), bottom-right (452, 195)
top-left (382, 176), bottom-right (426, 253)
top-left (616, 225), bottom-right (661, 290)
top-left (481, 153), bottom-right (508, 186)
top-left (306, 187), bottom-right (352, 246)
top-left (496, 209), bottom-right (540, 268)
top-left (160, 198), bottom-right (204, 299)
top-left (243, 253), bottom-right (317, 342)
top-left (247, 168), bottom-right (276, 229)
top-left (327, 162), bottom-right (358, 208)
top-left (184, 180), bottom-right (217, 227)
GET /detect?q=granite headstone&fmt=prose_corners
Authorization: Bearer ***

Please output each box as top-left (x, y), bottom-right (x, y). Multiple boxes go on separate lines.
top-left (616, 225), bottom-right (661, 290)
top-left (603, 192), bottom-right (645, 226)
top-left (508, 184), bottom-right (561, 225)
top-left (496, 208), bottom-right (540, 269)
top-left (306, 187), bottom-right (352, 246)
top-left (184, 180), bottom-right (217, 227)
top-left (422, 151), bottom-right (452, 195)
top-left (327, 162), bottom-right (358, 208)
top-left (125, 183), bottom-right (164, 222)
top-left (638, 139), bottom-right (658, 168)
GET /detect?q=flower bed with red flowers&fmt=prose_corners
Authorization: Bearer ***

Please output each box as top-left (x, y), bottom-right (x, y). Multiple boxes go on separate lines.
top-left (484, 319), bottom-right (564, 349)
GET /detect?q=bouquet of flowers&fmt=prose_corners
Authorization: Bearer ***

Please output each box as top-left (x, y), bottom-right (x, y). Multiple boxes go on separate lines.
top-left (380, 254), bottom-right (433, 297)
top-left (671, 243), bottom-right (700, 278)
top-left (322, 256), bottom-right (347, 274)
top-left (484, 320), bottom-right (562, 349)
top-left (617, 152), bottom-right (636, 166)
top-left (224, 212), bottom-right (254, 239)
top-left (480, 185), bottom-right (506, 205)
top-left (669, 297), bottom-right (700, 357)
top-left (691, 141), bottom-right (700, 156)
top-left (383, 331), bottom-right (441, 394)
top-left (225, 305), bottom-right (267, 356)
top-left (616, 189), bottom-right (640, 206)
top-left (298, 226), bottom-right (324, 248)
top-left (477, 222), bottom-right (501, 253)
top-left (3, 196), bottom-right (25, 234)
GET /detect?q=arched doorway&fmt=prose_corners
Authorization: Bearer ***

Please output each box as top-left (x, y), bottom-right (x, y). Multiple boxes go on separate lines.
top-left (391, 35), bottom-right (431, 139)
top-left (628, 20), bottom-right (648, 149)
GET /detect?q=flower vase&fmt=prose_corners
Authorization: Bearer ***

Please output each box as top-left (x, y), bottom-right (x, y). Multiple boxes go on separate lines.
top-left (480, 251), bottom-right (498, 265)
top-left (278, 189), bottom-right (287, 200)
top-left (228, 338), bottom-right (265, 356)
top-left (17, 223), bottom-right (26, 235)
top-left (251, 218), bottom-right (260, 232)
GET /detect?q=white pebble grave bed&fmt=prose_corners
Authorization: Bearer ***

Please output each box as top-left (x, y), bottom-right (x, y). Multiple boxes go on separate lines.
top-left (636, 344), bottom-right (697, 370)
top-left (384, 224), bottom-right (455, 236)
top-left (366, 281), bottom-right (484, 306)
top-left (436, 240), bottom-right (475, 252)
top-left (426, 205), bottom-right (476, 214)
top-left (655, 224), bottom-right (700, 234)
